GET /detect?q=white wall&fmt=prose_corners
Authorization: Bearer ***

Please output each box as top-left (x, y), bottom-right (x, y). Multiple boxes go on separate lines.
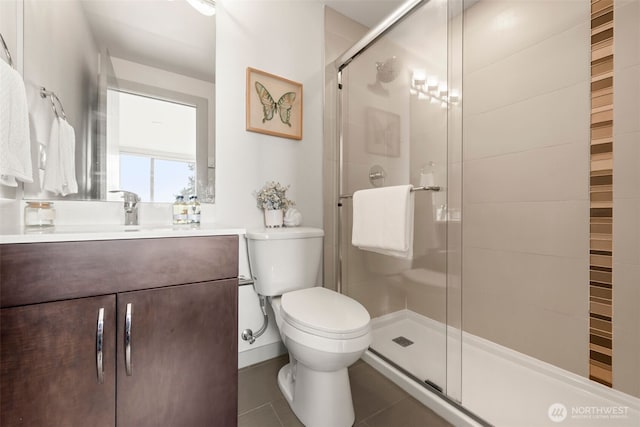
top-left (215, 0), bottom-right (325, 366)
top-left (215, 0), bottom-right (324, 230)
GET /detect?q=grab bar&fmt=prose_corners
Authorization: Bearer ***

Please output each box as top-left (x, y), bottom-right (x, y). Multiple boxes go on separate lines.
top-left (338, 185), bottom-right (440, 200)
top-left (0, 32), bottom-right (13, 68)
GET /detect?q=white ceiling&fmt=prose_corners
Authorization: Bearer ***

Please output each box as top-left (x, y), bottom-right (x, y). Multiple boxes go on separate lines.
top-left (79, 0), bottom-right (405, 84)
top-left (324, 0), bottom-right (404, 28)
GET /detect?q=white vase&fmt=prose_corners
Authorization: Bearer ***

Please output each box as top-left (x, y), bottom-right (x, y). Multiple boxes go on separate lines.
top-left (264, 209), bottom-right (283, 228)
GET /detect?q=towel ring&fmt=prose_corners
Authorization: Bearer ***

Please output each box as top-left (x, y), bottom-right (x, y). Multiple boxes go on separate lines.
top-left (40, 87), bottom-right (67, 120)
top-left (0, 32), bottom-right (13, 68)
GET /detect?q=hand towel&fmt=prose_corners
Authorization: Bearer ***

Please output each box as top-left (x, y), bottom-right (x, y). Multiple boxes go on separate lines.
top-left (59, 118), bottom-right (77, 196)
top-left (0, 59), bottom-right (33, 187)
top-left (43, 117), bottom-right (77, 196)
top-left (43, 117), bottom-right (62, 194)
top-left (352, 184), bottom-right (414, 259)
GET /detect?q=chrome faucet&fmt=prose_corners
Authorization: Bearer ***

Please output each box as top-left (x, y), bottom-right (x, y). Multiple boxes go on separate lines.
top-left (110, 190), bottom-right (140, 226)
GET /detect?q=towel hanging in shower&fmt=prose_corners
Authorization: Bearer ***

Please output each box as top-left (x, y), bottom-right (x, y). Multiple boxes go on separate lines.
top-left (351, 184), bottom-right (414, 259)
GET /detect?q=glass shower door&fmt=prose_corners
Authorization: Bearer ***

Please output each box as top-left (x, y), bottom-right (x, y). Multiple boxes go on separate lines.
top-left (337, 0), bottom-right (462, 403)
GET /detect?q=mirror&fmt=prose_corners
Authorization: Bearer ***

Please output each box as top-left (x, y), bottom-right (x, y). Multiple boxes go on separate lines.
top-left (22, 0), bottom-right (216, 203)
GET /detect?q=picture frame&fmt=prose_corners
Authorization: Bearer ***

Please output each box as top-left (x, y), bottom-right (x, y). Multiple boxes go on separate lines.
top-left (246, 67), bottom-right (303, 140)
top-left (366, 107), bottom-right (401, 157)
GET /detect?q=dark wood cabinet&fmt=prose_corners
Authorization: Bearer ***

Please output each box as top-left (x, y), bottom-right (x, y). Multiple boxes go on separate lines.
top-left (1, 295), bottom-right (117, 427)
top-left (0, 236), bottom-right (238, 427)
top-left (116, 280), bottom-right (238, 427)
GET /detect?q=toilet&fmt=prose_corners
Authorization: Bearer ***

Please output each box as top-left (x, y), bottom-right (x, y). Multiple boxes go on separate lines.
top-left (246, 227), bottom-right (371, 427)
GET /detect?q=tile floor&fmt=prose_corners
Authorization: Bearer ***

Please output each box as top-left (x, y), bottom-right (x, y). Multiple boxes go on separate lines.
top-left (238, 355), bottom-right (453, 427)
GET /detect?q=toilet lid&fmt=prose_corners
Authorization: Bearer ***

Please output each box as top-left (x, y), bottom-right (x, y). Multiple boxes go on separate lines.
top-left (281, 287), bottom-right (370, 339)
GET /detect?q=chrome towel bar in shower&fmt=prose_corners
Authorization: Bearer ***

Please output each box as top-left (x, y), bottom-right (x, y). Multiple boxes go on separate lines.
top-left (338, 185), bottom-right (440, 200)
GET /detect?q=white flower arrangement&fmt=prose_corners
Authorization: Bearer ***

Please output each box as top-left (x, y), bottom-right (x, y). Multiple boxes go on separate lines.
top-left (255, 181), bottom-right (294, 211)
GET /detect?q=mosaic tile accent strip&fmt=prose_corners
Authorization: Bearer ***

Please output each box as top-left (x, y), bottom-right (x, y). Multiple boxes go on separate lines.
top-left (589, 0), bottom-right (614, 388)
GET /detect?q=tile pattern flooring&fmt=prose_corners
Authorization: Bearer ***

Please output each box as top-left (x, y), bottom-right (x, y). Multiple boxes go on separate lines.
top-left (238, 355), bottom-right (453, 427)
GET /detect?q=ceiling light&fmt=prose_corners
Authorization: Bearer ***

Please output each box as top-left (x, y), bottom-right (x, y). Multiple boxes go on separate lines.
top-left (426, 77), bottom-right (438, 93)
top-left (186, 0), bottom-right (216, 16)
top-left (412, 69), bottom-right (426, 87)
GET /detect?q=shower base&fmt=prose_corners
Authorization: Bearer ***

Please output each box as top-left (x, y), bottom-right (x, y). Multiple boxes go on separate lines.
top-left (370, 309), bottom-right (447, 392)
top-left (365, 309), bottom-right (640, 427)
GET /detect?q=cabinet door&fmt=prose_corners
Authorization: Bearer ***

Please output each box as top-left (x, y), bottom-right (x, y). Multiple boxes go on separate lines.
top-left (116, 279), bottom-right (237, 427)
top-left (1, 295), bottom-right (116, 426)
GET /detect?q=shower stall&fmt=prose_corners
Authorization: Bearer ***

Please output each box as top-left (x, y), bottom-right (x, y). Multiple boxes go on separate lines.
top-left (327, 0), bottom-right (640, 425)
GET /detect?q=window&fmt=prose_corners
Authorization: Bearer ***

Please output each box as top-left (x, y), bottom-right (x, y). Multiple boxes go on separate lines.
top-left (108, 89), bottom-right (197, 202)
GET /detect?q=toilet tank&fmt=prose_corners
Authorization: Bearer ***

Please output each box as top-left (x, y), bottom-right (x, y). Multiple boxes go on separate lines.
top-left (246, 227), bottom-right (324, 296)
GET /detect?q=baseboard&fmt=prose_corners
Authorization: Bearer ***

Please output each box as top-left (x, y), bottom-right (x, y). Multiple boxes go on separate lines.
top-left (238, 341), bottom-right (287, 369)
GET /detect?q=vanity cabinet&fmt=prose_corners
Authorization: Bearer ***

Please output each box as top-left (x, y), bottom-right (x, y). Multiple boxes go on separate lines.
top-left (0, 236), bottom-right (238, 427)
top-left (1, 295), bottom-right (117, 426)
top-left (116, 279), bottom-right (237, 426)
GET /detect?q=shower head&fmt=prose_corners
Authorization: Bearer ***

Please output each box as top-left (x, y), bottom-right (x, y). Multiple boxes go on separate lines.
top-left (375, 56), bottom-right (401, 83)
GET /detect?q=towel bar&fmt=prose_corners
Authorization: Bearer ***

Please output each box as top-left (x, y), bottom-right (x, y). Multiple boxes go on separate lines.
top-left (0, 32), bottom-right (13, 68)
top-left (40, 87), bottom-right (68, 120)
top-left (338, 185), bottom-right (440, 200)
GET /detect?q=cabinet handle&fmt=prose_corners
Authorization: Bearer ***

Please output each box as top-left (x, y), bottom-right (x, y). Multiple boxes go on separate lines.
top-left (96, 307), bottom-right (105, 384)
top-left (125, 303), bottom-right (132, 376)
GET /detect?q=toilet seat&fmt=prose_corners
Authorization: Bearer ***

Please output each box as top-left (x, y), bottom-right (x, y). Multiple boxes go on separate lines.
top-left (280, 287), bottom-right (370, 339)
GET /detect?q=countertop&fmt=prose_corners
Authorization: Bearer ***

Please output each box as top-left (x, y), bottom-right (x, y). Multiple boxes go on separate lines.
top-left (0, 223), bottom-right (246, 244)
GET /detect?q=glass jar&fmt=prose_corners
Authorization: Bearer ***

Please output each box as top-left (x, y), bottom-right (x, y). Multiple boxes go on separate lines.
top-left (24, 202), bottom-right (56, 228)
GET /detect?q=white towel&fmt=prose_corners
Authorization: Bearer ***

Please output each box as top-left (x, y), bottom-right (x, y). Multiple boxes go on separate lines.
top-left (43, 118), bottom-right (61, 194)
top-left (59, 118), bottom-right (77, 195)
top-left (351, 184), bottom-right (414, 259)
top-left (0, 59), bottom-right (33, 187)
top-left (43, 117), bottom-right (77, 196)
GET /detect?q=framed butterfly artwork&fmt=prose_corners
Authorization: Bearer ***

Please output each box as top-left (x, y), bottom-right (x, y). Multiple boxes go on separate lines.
top-left (246, 67), bottom-right (303, 140)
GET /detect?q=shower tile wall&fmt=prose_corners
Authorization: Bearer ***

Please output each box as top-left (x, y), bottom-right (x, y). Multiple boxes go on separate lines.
top-left (612, 0), bottom-right (640, 398)
top-left (462, 0), bottom-right (591, 377)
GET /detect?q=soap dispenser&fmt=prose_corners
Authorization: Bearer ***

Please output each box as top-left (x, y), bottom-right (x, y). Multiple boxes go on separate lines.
top-left (173, 195), bottom-right (188, 224)
top-left (188, 195), bottom-right (201, 224)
